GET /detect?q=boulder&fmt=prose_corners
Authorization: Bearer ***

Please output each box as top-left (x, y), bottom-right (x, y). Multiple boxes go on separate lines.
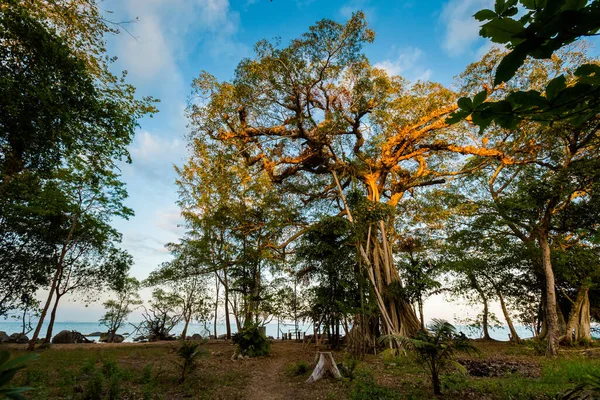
top-left (191, 334), bottom-right (202, 340)
top-left (9, 333), bottom-right (29, 343)
top-left (85, 332), bottom-right (103, 337)
top-left (217, 334), bottom-right (227, 340)
top-left (112, 334), bottom-right (125, 343)
top-left (0, 331), bottom-right (10, 343)
top-left (100, 333), bottom-right (124, 343)
top-left (52, 330), bottom-right (93, 344)
top-left (133, 335), bottom-right (147, 342)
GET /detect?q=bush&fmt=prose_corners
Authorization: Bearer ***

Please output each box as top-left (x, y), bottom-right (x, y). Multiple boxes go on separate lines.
top-left (286, 360), bottom-right (309, 376)
top-left (176, 341), bottom-right (204, 383)
top-left (231, 324), bottom-right (271, 357)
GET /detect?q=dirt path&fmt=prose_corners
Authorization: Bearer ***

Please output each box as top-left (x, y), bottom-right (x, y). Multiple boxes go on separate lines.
top-left (243, 341), bottom-right (345, 400)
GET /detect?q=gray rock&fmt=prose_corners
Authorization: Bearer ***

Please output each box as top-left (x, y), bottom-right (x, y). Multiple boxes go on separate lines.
top-left (112, 334), bottom-right (125, 343)
top-left (133, 335), bottom-right (146, 342)
top-left (191, 333), bottom-right (202, 340)
top-left (85, 332), bottom-right (103, 337)
top-left (0, 331), bottom-right (11, 343)
top-left (9, 333), bottom-right (29, 343)
top-left (52, 330), bottom-right (93, 344)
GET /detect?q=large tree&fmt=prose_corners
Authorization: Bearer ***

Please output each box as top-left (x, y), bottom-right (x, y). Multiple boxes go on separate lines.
top-left (186, 12), bottom-right (494, 339)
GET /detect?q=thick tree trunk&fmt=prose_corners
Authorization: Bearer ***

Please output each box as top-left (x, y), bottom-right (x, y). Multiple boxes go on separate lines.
top-left (333, 171), bottom-right (420, 339)
top-left (565, 286), bottom-right (591, 345)
top-left (306, 352), bottom-right (341, 383)
top-left (497, 290), bottom-right (521, 343)
top-left (538, 230), bottom-right (559, 356)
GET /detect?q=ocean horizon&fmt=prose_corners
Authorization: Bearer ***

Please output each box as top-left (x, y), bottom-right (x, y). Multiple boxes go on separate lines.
top-left (0, 319), bottom-right (539, 342)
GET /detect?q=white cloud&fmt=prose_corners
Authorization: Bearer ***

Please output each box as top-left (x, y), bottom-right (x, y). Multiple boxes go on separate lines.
top-left (374, 47), bottom-right (433, 82)
top-left (129, 131), bottom-right (184, 164)
top-left (439, 0), bottom-right (493, 56)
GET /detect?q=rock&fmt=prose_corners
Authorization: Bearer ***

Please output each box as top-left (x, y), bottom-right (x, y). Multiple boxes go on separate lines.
top-left (244, 355), bottom-right (250, 360)
top-left (112, 334), bottom-right (125, 343)
top-left (52, 330), bottom-right (93, 344)
top-left (122, 332), bottom-right (129, 336)
top-left (9, 333), bottom-right (29, 343)
top-left (85, 332), bottom-right (103, 337)
top-left (133, 335), bottom-right (147, 342)
top-left (237, 354), bottom-right (244, 360)
top-left (191, 333), bottom-right (202, 340)
top-left (211, 351), bottom-right (222, 357)
top-left (0, 331), bottom-right (11, 343)
top-left (217, 334), bottom-right (227, 340)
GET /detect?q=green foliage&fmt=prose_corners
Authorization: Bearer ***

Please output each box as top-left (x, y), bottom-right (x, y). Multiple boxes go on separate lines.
top-left (556, 372), bottom-right (600, 399)
top-left (231, 324), bottom-right (271, 357)
top-left (451, 0), bottom-right (600, 129)
top-left (75, 358), bottom-right (128, 400)
top-left (285, 360), bottom-right (309, 376)
top-left (0, 351), bottom-right (37, 400)
top-left (339, 355), bottom-right (360, 381)
top-left (176, 341), bottom-right (204, 384)
top-left (388, 319), bottom-right (478, 395)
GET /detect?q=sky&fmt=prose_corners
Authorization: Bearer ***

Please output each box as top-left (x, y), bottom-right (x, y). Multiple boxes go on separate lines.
top-left (46, 0), bottom-right (582, 325)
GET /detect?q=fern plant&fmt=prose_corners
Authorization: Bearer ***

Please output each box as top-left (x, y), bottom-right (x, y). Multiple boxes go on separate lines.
top-left (386, 319), bottom-right (478, 395)
top-left (0, 350), bottom-right (37, 400)
top-left (176, 341), bottom-right (202, 383)
top-left (557, 372), bottom-right (600, 400)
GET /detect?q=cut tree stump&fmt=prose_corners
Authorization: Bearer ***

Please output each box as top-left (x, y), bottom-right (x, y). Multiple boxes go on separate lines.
top-left (306, 352), bottom-right (342, 383)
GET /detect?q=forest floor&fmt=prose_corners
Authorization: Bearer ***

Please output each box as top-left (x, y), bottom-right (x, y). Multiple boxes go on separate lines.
top-left (4, 339), bottom-right (600, 399)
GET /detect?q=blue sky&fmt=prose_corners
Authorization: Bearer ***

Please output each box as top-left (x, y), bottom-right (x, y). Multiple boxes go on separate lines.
top-left (50, 0), bottom-right (591, 323)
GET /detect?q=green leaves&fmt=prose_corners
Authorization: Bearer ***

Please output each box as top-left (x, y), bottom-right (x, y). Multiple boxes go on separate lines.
top-left (480, 18), bottom-right (525, 44)
top-left (474, 9), bottom-right (497, 21)
top-left (545, 75), bottom-right (567, 101)
top-left (0, 351), bottom-right (37, 400)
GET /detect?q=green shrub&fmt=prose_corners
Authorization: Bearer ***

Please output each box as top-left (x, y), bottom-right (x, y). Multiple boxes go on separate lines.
top-left (176, 341), bottom-right (205, 383)
top-left (339, 355), bottom-right (360, 380)
top-left (286, 360), bottom-right (309, 376)
top-left (140, 363), bottom-right (153, 384)
top-left (231, 324), bottom-right (271, 357)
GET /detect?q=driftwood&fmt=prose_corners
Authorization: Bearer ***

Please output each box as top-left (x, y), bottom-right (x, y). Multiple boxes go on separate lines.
top-left (306, 352), bottom-right (341, 383)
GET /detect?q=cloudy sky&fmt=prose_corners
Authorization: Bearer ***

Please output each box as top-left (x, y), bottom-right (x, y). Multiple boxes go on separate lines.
top-left (49, 0), bottom-right (594, 324)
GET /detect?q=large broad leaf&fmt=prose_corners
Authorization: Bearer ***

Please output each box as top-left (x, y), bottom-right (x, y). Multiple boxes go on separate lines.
top-left (521, 0), bottom-right (548, 10)
top-left (481, 17), bottom-right (525, 43)
top-left (473, 90), bottom-right (488, 107)
top-left (474, 9), bottom-right (497, 21)
top-left (445, 109), bottom-right (470, 125)
top-left (507, 90), bottom-right (548, 108)
top-left (545, 75), bottom-right (567, 101)
top-left (494, 42), bottom-right (531, 85)
top-left (457, 97), bottom-right (474, 112)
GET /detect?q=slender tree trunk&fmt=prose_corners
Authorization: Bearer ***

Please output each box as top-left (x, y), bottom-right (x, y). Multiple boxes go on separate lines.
top-left (223, 267), bottom-right (231, 339)
top-left (538, 230), bottom-right (559, 356)
top-left (472, 276), bottom-right (491, 340)
top-left (181, 314), bottom-right (190, 340)
top-left (27, 264), bottom-right (61, 350)
top-left (44, 290), bottom-right (62, 343)
top-left (213, 273), bottom-right (220, 338)
top-left (28, 215), bottom-right (78, 351)
top-left (497, 290), bottom-right (521, 343)
top-left (418, 297), bottom-right (425, 331)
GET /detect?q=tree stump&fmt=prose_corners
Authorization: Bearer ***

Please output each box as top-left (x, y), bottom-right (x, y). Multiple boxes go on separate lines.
top-left (306, 352), bottom-right (342, 383)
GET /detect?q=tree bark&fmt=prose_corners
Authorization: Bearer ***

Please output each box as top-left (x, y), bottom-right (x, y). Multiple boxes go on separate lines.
top-left (497, 290), bottom-right (521, 343)
top-left (538, 230), bottom-right (559, 356)
top-left (306, 352), bottom-right (342, 383)
top-left (44, 290), bottom-right (62, 343)
top-left (565, 285), bottom-right (591, 345)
